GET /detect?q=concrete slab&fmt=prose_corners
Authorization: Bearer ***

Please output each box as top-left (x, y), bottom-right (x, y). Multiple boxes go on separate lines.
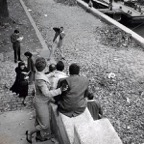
top-left (50, 103), bottom-right (123, 144)
top-left (75, 118), bottom-right (123, 144)
top-left (0, 110), bottom-right (54, 144)
top-left (50, 104), bottom-right (71, 144)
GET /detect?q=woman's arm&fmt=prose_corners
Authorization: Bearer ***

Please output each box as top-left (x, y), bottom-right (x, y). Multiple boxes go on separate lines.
top-left (37, 80), bottom-right (62, 98)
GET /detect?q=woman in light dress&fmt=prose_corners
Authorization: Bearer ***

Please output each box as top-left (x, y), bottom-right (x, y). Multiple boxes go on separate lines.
top-left (26, 57), bottom-right (67, 143)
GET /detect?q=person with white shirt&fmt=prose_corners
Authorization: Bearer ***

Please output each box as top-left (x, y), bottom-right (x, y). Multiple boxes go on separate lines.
top-left (46, 61), bottom-right (67, 90)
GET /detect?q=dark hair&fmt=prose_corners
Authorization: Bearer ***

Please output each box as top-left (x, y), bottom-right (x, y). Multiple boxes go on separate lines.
top-left (24, 51), bottom-right (32, 58)
top-left (18, 61), bottom-right (25, 68)
top-left (69, 63), bottom-right (80, 75)
top-left (14, 29), bottom-right (19, 34)
top-left (56, 61), bottom-right (64, 71)
top-left (35, 57), bottom-right (46, 72)
top-left (87, 93), bottom-right (94, 100)
top-left (49, 64), bottom-right (56, 72)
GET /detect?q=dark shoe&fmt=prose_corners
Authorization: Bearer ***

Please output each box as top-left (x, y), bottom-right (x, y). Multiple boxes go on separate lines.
top-left (18, 59), bottom-right (22, 62)
top-left (31, 89), bottom-right (35, 96)
top-left (22, 101), bottom-right (26, 106)
top-left (61, 57), bottom-right (65, 60)
top-left (26, 130), bottom-right (32, 143)
top-left (23, 103), bottom-right (26, 106)
top-left (14, 60), bottom-right (17, 63)
top-left (36, 137), bottom-right (49, 142)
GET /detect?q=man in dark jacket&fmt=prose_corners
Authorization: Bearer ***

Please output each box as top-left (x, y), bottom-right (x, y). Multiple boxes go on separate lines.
top-left (57, 63), bottom-right (90, 117)
top-left (10, 30), bottom-right (23, 63)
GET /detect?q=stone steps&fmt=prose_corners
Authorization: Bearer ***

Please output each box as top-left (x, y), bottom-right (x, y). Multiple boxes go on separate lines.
top-left (50, 103), bottom-right (123, 144)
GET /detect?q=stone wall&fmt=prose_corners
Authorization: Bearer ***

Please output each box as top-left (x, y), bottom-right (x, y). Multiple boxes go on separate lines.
top-left (50, 103), bottom-right (123, 144)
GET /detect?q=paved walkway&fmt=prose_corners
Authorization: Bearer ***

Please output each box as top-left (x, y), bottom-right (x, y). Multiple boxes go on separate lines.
top-left (0, 110), bottom-right (54, 144)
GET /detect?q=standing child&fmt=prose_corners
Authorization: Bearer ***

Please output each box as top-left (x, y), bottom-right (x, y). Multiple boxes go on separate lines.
top-left (87, 94), bottom-right (103, 120)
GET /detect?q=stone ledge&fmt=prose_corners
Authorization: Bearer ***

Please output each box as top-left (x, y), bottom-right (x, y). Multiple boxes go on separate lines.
top-left (50, 103), bottom-right (71, 144)
top-left (50, 103), bottom-right (123, 144)
top-left (75, 118), bottom-right (123, 144)
top-left (19, 0), bottom-right (48, 50)
top-left (77, 0), bottom-right (144, 48)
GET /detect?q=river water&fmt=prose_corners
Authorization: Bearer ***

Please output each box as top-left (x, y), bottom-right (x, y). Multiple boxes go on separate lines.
top-left (82, 0), bottom-right (144, 38)
top-left (129, 24), bottom-right (144, 37)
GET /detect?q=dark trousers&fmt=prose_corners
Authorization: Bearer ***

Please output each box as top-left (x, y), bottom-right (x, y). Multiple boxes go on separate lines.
top-left (13, 44), bottom-right (21, 62)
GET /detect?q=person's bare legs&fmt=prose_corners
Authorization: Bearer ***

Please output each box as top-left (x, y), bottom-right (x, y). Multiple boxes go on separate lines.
top-left (49, 44), bottom-right (56, 60)
top-left (60, 47), bottom-right (64, 58)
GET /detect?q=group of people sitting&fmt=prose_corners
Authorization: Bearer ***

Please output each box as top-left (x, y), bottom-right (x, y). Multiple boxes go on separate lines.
top-left (25, 57), bottom-right (103, 143)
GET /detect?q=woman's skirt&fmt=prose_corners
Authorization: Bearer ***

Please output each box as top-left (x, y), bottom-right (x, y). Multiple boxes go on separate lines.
top-left (18, 81), bottom-right (28, 98)
top-left (33, 98), bottom-right (51, 138)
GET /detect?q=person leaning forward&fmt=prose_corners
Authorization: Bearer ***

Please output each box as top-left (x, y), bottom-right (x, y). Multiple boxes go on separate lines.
top-left (25, 57), bottom-right (67, 143)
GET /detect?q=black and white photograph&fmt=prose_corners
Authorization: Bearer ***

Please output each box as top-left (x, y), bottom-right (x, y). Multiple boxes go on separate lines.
top-left (0, 0), bottom-right (144, 144)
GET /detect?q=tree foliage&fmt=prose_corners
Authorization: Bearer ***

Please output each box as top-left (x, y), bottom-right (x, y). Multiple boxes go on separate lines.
top-left (0, 0), bottom-right (9, 18)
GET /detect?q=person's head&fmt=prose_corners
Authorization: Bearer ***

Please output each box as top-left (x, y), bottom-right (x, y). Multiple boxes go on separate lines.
top-left (69, 63), bottom-right (80, 75)
top-left (87, 93), bottom-right (94, 100)
top-left (14, 29), bottom-right (19, 34)
top-left (24, 51), bottom-right (33, 58)
top-left (56, 61), bottom-right (64, 71)
top-left (18, 61), bottom-right (25, 70)
top-left (60, 27), bottom-right (64, 32)
top-left (35, 57), bottom-right (46, 72)
top-left (49, 64), bottom-right (56, 72)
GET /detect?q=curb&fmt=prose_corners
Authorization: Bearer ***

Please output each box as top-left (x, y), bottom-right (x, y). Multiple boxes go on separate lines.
top-left (19, 0), bottom-right (48, 51)
top-left (77, 0), bottom-right (144, 48)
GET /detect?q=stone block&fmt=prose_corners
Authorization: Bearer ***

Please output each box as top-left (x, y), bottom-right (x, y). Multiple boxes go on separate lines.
top-left (60, 108), bottom-right (94, 144)
top-left (50, 104), bottom-right (94, 144)
top-left (50, 103), bottom-right (71, 144)
top-left (74, 118), bottom-right (123, 144)
top-left (50, 103), bottom-right (122, 144)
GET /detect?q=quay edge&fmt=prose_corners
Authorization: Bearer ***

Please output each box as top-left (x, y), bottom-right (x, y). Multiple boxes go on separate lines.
top-left (76, 0), bottom-right (144, 48)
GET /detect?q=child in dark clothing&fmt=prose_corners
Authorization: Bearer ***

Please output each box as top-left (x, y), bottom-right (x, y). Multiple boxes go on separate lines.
top-left (87, 94), bottom-right (103, 120)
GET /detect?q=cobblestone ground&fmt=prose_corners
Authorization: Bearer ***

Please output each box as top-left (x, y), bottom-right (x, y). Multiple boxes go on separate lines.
top-left (23, 0), bottom-right (144, 144)
top-left (0, 0), bottom-right (42, 114)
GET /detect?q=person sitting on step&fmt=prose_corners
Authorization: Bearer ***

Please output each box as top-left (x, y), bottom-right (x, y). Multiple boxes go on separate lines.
top-left (87, 93), bottom-right (103, 120)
